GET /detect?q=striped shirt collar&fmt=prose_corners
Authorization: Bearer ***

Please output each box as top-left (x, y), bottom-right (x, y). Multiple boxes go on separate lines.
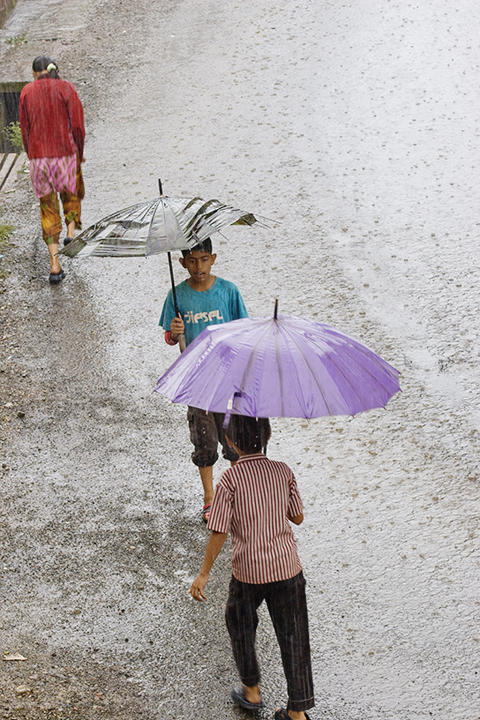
top-left (236, 453), bottom-right (268, 463)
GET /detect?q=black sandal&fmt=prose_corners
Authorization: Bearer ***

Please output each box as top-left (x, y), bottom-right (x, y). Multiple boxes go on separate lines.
top-left (274, 710), bottom-right (311, 720)
top-left (49, 269), bottom-right (65, 284)
top-left (231, 687), bottom-right (264, 711)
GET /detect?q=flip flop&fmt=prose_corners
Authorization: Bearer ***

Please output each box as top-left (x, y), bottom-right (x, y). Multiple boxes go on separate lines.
top-left (231, 687), bottom-right (264, 711)
top-left (48, 268), bottom-right (65, 284)
top-left (274, 710), bottom-right (311, 720)
top-left (202, 503), bottom-right (212, 524)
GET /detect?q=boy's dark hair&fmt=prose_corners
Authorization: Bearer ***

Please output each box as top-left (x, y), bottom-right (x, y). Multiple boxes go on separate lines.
top-left (181, 237), bottom-right (212, 258)
top-left (226, 414), bottom-right (271, 455)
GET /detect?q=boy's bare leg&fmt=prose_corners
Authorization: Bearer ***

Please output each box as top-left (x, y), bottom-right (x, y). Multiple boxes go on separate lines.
top-left (48, 242), bottom-right (61, 273)
top-left (199, 461), bottom-right (235, 516)
top-left (244, 684), bottom-right (261, 704)
top-left (199, 466), bottom-right (214, 505)
top-left (66, 219), bottom-right (75, 239)
top-left (199, 462), bottom-right (236, 515)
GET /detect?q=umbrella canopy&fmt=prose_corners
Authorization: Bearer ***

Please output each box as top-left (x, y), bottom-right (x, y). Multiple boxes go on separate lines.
top-left (61, 190), bottom-right (259, 259)
top-left (154, 310), bottom-right (400, 419)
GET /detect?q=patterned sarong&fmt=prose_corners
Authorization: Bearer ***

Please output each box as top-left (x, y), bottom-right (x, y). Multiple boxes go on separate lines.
top-left (38, 157), bottom-right (84, 244)
top-left (29, 154), bottom-right (77, 199)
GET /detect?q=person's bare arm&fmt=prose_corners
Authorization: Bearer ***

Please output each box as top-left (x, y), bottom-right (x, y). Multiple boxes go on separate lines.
top-left (189, 531), bottom-right (228, 601)
top-left (289, 513), bottom-right (304, 525)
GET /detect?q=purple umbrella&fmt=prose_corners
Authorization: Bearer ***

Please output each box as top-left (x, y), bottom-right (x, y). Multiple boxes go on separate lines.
top-left (154, 303), bottom-right (400, 419)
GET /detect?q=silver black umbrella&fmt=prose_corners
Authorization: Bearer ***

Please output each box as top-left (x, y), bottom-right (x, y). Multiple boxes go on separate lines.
top-left (62, 179), bottom-right (264, 348)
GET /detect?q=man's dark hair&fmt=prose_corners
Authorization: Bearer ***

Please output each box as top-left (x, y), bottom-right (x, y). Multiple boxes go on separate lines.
top-left (181, 237), bottom-right (212, 258)
top-left (226, 414), bottom-right (271, 455)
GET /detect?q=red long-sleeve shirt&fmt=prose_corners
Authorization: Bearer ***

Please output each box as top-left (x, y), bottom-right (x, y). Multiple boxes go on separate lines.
top-left (19, 77), bottom-right (85, 160)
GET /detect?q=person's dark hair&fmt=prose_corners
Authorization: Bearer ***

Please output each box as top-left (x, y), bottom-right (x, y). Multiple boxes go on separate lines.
top-left (181, 237), bottom-right (212, 258)
top-left (226, 414), bottom-right (271, 455)
top-left (32, 56), bottom-right (59, 79)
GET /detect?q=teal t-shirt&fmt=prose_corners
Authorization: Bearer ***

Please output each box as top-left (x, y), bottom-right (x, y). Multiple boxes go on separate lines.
top-left (159, 276), bottom-right (248, 346)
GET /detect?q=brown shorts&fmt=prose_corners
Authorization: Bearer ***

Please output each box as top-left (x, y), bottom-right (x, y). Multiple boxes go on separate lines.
top-left (187, 406), bottom-right (238, 467)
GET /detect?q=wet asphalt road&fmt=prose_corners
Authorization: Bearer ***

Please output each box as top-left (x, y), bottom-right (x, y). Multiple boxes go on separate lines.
top-left (1, 1), bottom-right (479, 718)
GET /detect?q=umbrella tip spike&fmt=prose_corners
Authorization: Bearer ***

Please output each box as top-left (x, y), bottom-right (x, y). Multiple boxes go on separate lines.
top-left (274, 298), bottom-right (279, 320)
top-left (158, 178), bottom-right (163, 196)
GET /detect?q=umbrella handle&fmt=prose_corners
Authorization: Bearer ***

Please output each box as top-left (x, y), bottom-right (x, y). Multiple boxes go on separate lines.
top-left (178, 334), bottom-right (186, 353)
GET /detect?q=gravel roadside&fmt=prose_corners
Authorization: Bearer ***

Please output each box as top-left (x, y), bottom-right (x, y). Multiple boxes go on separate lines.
top-left (1, 2), bottom-right (176, 718)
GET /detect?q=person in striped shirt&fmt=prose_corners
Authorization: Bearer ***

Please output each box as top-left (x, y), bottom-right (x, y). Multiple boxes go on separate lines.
top-left (190, 414), bottom-right (314, 720)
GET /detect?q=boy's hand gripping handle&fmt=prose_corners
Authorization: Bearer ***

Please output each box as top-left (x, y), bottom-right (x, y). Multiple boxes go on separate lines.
top-left (171, 313), bottom-right (186, 352)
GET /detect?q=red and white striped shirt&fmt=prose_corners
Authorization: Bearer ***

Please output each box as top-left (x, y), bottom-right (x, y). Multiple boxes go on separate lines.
top-left (208, 453), bottom-right (303, 584)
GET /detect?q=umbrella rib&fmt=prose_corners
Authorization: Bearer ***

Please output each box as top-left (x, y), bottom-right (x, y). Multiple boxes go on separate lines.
top-left (161, 196), bottom-right (188, 248)
top-left (319, 329), bottom-right (399, 397)
top-left (146, 198), bottom-right (160, 246)
top-left (319, 351), bottom-right (372, 413)
top-left (184, 324), bottom-right (251, 412)
top-left (183, 198), bottom-right (258, 239)
top-left (279, 321), bottom-right (334, 415)
top-left (291, 328), bottom-right (394, 413)
top-left (274, 323), bottom-right (286, 417)
top-left (183, 199), bottom-right (223, 235)
top-left (235, 320), bottom-right (271, 409)
top-left (339, 340), bottom-right (399, 396)
top-left (276, 322), bottom-right (315, 416)
top-left (202, 327), bottom-right (248, 409)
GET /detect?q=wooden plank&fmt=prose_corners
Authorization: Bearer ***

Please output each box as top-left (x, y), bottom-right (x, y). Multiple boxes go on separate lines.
top-left (0, 153), bottom-right (17, 191)
top-left (1, 152), bottom-right (27, 194)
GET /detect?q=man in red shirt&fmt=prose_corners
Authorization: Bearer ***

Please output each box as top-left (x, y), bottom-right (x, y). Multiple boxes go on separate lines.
top-left (19, 56), bottom-right (85, 283)
top-left (190, 414), bottom-right (314, 720)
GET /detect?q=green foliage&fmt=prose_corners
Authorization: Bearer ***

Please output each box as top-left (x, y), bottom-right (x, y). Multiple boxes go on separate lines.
top-left (5, 32), bottom-right (27, 47)
top-left (3, 121), bottom-right (24, 152)
top-left (0, 224), bottom-right (14, 247)
top-left (0, 225), bottom-right (13, 277)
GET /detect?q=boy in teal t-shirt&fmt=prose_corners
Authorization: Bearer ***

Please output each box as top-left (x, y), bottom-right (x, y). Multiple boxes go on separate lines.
top-left (159, 238), bottom-right (248, 522)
